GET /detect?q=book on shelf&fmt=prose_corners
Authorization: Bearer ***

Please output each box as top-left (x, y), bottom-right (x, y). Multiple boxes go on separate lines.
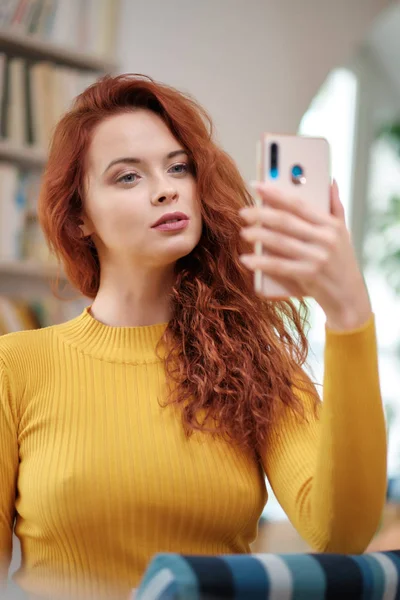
top-left (0, 293), bottom-right (87, 333)
top-left (32, 295), bottom-right (88, 327)
top-left (0, 162), bottom-right (54, 263)
top-left (0, 162), bottom-right (25, 260)
top-left (0, 294), bottom-right (41, 333)
top-left (0, 0), bottom-right (120, 58)
top-left (0, 162), bottom-right (86, 329)
top-left (0, 53), bottom-right (97, 151)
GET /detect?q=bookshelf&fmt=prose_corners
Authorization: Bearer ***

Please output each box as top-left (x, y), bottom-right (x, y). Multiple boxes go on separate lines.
top-left (0, 259), bottom-right (64, 279)
top-left (0, 0), bottom-right (120, 327)
top-left (0, 29), bottom-right (117, 73)
top-left (0, 259), bottom-right (68, 301)
top-left (0, 140), bottom-right (46, 170)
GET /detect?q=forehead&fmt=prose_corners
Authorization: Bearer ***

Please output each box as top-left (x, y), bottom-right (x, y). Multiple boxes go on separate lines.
top-left (87, 110), bottom-right (180, 170)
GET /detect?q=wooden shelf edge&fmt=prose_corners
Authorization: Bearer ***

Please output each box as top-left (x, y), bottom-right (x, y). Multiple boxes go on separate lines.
top-left (0, 140), bottom-right (47, 169)
top-left (0, 29), bottom-right (116, 73)
top-left (0, 260), bottom-right (66, 280)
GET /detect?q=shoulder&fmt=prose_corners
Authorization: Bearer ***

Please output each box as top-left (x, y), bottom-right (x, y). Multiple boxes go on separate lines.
top-left (0, 324), bottom-right (54, 353)
top-left (0, 323), bottom-right (63, 373)
top-left (0, 323), bottom-right (69, 406)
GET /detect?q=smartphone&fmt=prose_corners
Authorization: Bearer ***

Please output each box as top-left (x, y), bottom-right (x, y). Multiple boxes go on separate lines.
top-left (254, 133), bottom-right (331, 298)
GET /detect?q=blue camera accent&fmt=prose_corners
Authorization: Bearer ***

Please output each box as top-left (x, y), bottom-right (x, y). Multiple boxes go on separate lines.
top-left (291, 165), bottom-right (303, 178)
top-left (270, 168), bottom-right (278, 179)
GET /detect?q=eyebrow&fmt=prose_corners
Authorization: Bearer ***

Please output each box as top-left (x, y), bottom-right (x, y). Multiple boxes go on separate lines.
top-left (103, 150), bottom-right (189, 175)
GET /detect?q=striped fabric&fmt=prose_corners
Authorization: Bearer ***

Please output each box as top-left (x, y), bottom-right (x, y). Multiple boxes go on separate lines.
top-left (136, 551), bottom-right (400, 599)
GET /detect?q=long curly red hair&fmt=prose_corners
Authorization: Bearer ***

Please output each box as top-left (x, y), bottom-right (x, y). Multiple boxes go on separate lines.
top-left (38, 74), bottom-right (318, 455)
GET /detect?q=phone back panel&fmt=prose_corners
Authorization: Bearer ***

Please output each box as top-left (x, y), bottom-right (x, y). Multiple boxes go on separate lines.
top-left (255, 133), bottom-right (331, 298)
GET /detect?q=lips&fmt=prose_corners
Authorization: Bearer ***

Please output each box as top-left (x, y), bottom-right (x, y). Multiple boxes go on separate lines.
top-left (151, 212), bottom-right (189, 228)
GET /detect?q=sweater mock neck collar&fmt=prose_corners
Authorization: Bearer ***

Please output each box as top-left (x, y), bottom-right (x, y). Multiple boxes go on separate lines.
top-left (55, 306), bottom-right (169, 364)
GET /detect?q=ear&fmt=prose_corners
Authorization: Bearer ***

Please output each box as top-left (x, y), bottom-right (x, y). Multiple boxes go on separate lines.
top-left (78, 216), bottom-right (94, 238)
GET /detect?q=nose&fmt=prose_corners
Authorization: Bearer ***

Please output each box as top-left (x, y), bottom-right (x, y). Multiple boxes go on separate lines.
top-left (150, 179), bottom-right (179, 206)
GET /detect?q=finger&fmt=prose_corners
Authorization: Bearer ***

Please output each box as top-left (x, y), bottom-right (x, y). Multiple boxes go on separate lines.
top-left (239, 253), bottom-right (319, 280)
top-left (250, 181), bottom-right (331, 225)
top-left (240, 226), bottom-right (328, 262)
top-left (330, 179), bottom-right (346, 222)
top-left (256, 275), bottom-right (305, 299)
top-left (240, 205), bottom-right (330, 245)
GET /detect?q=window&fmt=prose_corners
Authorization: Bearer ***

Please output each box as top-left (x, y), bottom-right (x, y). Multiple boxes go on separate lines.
top-left (299, 68), bottom-right (358, 378)
top-left (364, 137), bottom-right (400, 476)
top-left (263, 68), bottom-right (359, 520)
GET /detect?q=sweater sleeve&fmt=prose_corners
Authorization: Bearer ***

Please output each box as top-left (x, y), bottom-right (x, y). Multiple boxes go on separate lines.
top-left (261, 314), bottom-right (387, 554)
top-left (0, 358), bottom-right (18, 581)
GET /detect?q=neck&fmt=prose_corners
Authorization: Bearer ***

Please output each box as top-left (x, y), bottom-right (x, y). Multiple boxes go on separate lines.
top-left (90, 261), bottom-right (175, 327)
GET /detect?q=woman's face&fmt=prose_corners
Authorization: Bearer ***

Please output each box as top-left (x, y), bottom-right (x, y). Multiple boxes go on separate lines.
top-left (82, 109), bottom-right (203, 269)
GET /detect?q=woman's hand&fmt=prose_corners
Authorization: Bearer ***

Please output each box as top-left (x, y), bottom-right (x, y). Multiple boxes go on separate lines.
top-left (239, 180), bottom-right (372, 331)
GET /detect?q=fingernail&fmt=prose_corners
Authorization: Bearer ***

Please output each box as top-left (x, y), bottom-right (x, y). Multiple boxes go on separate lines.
top-left (239, 255), bottom-right (251, 264)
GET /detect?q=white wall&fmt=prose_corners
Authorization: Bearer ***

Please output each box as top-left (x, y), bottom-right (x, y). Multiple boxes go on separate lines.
top-left (116, 0), bottom-right (393, 181)
top-left (367, 2), bottom-right (400, 98)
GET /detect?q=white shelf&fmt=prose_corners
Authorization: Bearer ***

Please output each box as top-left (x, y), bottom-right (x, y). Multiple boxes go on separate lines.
top-left (0, 259), bottom-right (65, 279)
top-left (0, 260), bottom-right (69, 299)
top-left (0, 29), bottom-right (116, 73)
top-left (0, 27), bottom-right (115, 304)
top-left (0, 140), bottom-right (47, 169)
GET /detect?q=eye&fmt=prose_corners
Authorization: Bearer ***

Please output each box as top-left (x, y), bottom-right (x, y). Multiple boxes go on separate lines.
top-left (117, 172), bottom-right (139, 185)
top-left (169, 163), bottom-right (189, 175)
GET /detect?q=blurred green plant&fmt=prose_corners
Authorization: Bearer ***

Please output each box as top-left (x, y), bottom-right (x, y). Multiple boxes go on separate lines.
top-left (370, 121), bottom-right (400, 296)
top-left (379, 122), bottom-right (400, 150)
top-left (374, 194), bottom-right (400, 294)
top-left (368, 122), bottom-right (400, 476)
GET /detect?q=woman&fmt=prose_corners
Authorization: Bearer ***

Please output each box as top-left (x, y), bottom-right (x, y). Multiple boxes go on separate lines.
top-left (0, 74), bottom-right (387, 599)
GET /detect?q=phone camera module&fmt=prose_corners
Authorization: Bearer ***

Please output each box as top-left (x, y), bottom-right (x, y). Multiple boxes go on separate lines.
top-left (270, 143), bottom-right (279, 179)
top-left (291, 164), bottom-right (306, 185)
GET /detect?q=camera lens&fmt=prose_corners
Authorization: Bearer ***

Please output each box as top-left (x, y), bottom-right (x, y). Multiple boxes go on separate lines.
top-left (270, 143), bottom-right (278, 179)
top-left (270, 143), bottom-right (278, 166)
top-left (292, 165), bottom-right (303, 177)
top-left (291, 164), bottom-right (306, 185)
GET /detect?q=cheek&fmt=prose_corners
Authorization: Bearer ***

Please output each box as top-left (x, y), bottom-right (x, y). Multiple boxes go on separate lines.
top-left (111, 202), bottom-right (144, 228)
top-left (194, 216), bottom-right (203, 246)
top-left (188, 206), bottom-right (203, 249)
top-left (192, 192), bottom-right (203, 235)
top-left (89, 190), bottom-right (147, 241)
top-left (187, 181), bottom-right (201, 217)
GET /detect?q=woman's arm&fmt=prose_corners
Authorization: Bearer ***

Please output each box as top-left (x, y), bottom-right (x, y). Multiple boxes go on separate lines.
top-left (0, 358), bottom-right (18, 584)
top-left (240, 178), bottom-right (387, 552)
top-left (261, 315), bottom-right (387, 554)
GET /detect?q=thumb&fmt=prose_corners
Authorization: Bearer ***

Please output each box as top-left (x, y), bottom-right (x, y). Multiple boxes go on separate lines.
top-left (330, 179), bottom-right (346, 222)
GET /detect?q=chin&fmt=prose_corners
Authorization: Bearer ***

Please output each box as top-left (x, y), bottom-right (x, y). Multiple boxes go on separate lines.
top-left (167, 244), bottom-right (198, 264)
top-left (158, 235), bottom-right (200, 265)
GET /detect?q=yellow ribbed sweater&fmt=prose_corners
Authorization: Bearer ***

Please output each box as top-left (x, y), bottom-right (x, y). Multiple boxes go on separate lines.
top-left (0, 307), bottom-right (387, 599)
